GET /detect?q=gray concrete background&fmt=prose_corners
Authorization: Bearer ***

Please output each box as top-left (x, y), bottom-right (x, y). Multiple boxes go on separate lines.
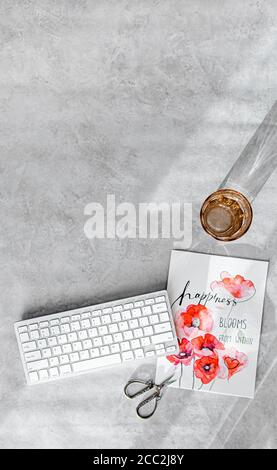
top-left (1, 0), bottom-right (277, 449)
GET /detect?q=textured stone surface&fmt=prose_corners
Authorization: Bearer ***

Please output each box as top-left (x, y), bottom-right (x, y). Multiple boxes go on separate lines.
top-left (0, 0), bottom-right (277, 449)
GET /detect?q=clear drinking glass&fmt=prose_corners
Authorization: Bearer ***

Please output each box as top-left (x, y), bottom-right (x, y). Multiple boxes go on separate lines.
top-left (200, 101), bottom-right (277, 241)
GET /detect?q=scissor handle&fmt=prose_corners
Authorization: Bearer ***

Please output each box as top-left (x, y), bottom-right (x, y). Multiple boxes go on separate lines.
top-left (124, 379), bottom-right (154, 399)
top-left (136, 392), bottom-right (160, 420)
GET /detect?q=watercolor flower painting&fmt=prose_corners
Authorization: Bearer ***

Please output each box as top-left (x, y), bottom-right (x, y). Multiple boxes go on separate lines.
top-left (210, 271), bottom-right (255, 301)
top-left (175, 304), bottom-right (214, 339)
top-left (167, 338), bottom-right (194, 366)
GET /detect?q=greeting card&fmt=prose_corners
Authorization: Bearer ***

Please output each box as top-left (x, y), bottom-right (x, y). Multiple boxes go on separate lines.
top-left (156, 250), bottom-right (269, 398)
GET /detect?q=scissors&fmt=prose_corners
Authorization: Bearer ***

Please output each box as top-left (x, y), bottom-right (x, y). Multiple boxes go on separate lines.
top-left (124, 374), bottom-right (176, 419)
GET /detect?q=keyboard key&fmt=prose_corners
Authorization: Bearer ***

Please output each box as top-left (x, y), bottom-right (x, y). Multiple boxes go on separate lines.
top-left (151, 332), bottom-right (174, 344)
top-left (40, 328), bottom-right (50, 337)
top-left (18, 326), bottom-right (28, 333)
top-left (102, 315), bottom-right (111, 325)
top-left (110, 344), bottom-right (120, 353)
top-left (39, 321), bottom-right (49, 328)
top-left (53, 346), bottom-right (62, 355)
top-left (100, 346), bottom-right (110, 355)
top-left (71, 321), bottom-right (80, 331)
top-left (139, 317), bottom-right (149, 327)
top-left (146, 351), bottom-right (155, 357)
top-left (78, 330), bottom-right (88, 340)
top-left (99, 326), bottom-right (108, 335)
top-left (154, 322), bottom-right (172, 334)
top-left (118, 321), bottom-right (128, 331)
top-left (155, 296), bottom-right (166, 303)
top-left (93, 337), bottom-right (103, 347)
top-left (122, 310), bottom-right (131, 320)
top-left (50, 326), bottom-right (60, 335)
top-left (120, 341), bottom-right (130, 352)
top-left (60, 317), bottom-right (70, 323)
top-left (88, 328), bottom-right (98, 338)
top-left (90, 348), bottom-right (100, 358)
top-left (48, 337), bottom-right (57, 347)
top-left (30, 330), bottom-right (39, 340)
top-left (141, 337), bottom-right (151, 347)
top-left (72, 354), bottom-right (121, 372)
top-left (109, 324), bottom-right (118, 334)
top-left (39, 369), bottom-right (49, 380)
top-left (157, 348), bottom-right (166, 355)
top-left (134, 349), bottom-right (144, 359)
top-left (103, 335), bottom-right (113, 345)
top-left (20, 333), bottom-right (29, 343)
top-left (25, 350), bottom-right (42, 362)
top-left (29, 372), bottom-right (39, 383)
top-left (72, 314), bottom-right (81, 321)
top-left (166, 346), bottom-right (177, 353)
top-left (70, 352), bottom-right (79, 362)
top-left (42, 348), bottom-right (52, 358)
top-left (50, 319), bottom-right (60, 326)
top-left (49, 357), bottom-right (59, 367)
top-left (83, 339), bottom-right (92, 349)
top-left (91, 318), bottom-right (101, 327)
top-left (37, 339), bottom-right (47, 348)
top-left (152, 303), bottom-right (167, 314)
top-left (134, 328), bottom-right (143, 338)
top-left (113, 333), bottom-right (123, 343)
top-left (27, 359), bottom-right (48, 371)
top-left (68, 332), bottom-right (77, 342)
top-left (149, 315), bottom-right (159, 325)
top-left (29, 323), bottom-right (38, 331)
top-left (114, 305), bottom-right (122, 312)
top-left (124, 303), bottom-right (133, 309)
top-left (155, 344), bottom-right (165, 350)
top-left (123, 330), bottom-right (133, 340)
top-left (22, 341), bottom-right (37, 352)
top-left (159, 312), bottom-right (170, 322)
top-left (142, 306), bottom-right (152, 316)
top-left (49, 367), bottom-right (59, 378)
top-left (143, 326), bottom-right (153, 336)
top-left (58, 334), bottom-right (67, 344)
top-left (60, 324), bottom-right (70, 334)
top-left (73, 341), bottom-right (82, 351)
top-left (60, 364), bottom-right (72, 375)
top-left (129, 319), bottom-right (139, 329)
top-left (80, 350), bottom-right (90, 360)
top-left (81, 312), bottom-right (91, 319)
top-left (81, 319), bottom-right (90, 329)
top-left (103, 307), bottom-right (112, 314)
top-left (92, 310), bottom-right (101, 317)
top-left (59, 354), bottom-right (69, 364)
top-left (131, 339), bottom-right (140, 349)
top-left (122, 351), bottom-right (134, 361)
top-left (111, 312), bottom-right (121, 322)
top-left (134, 300), bottom-right (144, 307)
top-left (145, 298), bottom-right (154, 305)
top-left (132, 308), bottom-right (141, 318)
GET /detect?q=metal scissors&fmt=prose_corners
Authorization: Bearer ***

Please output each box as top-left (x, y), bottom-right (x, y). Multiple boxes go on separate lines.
top-left (124, 374), bottom-right (176, 419)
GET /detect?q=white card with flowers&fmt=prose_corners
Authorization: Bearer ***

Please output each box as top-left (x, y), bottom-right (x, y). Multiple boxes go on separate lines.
top-left (156, 250), bottom-right (268, 398)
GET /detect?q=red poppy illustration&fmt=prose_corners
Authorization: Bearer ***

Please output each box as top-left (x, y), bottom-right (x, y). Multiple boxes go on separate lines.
top-left (210, 271), bottom-right (255, 300)
top-left (167, 338), bottom-right (194, 366)
top-left (194, 355), bottom-right (219, 385)
top-left (192, 333), bottom-right (225, 357)
top-left (223, 349), bottom-right (248, 379)
top-left (175, 304), bottom-right (214, 339)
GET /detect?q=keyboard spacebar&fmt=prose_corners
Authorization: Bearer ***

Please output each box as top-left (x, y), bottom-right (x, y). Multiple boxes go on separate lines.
top-left (72, 354), bottom-right (121, 372)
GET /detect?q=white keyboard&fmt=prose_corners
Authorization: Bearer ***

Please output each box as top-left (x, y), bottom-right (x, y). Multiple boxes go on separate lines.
top-left (15, 290), bottom-right (178, 385)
